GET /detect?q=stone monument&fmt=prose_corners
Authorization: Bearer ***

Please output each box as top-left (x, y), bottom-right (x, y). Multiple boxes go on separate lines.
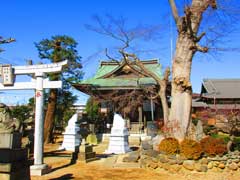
top-left (105, 113), bottom-right (131, 154)
top-left (77, 139), bottom-right (97, 163)
top-left (0, 103), bottom-right (30, 180)
top-left (59, 114), bottom-right (81, 151)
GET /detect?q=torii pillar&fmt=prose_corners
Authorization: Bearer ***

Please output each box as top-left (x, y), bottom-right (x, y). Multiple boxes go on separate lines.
top-left (31, 72), bottom-right (48, 175)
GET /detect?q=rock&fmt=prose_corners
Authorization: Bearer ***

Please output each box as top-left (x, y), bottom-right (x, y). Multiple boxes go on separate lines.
top-left (150, 157), bottom-right (157, 163)
top-left (232, 159), bottom-right (240, 163)
top-left (176, 159), bottom-right (184, 165)
top-left (228, 162), bottom-right (238, 171)
top-left (140, 159), bottom-right (147, 168)
top-left (194, 163), bottom-right (202, 172)
top-left (200, 158), bottom-right (208, 165)
top-left (207, 162), bottom-right (213, 169)
top-left (168, 155), bottom-right (177, 160)
top-left (233, 150), bottom-right (240, 155)
top-left (213, 161), bottom-right (220, 167)
top-left (169, 164), bottom-right (182, 173)
top-left (149, 162), bottom-right (158, 169)
top-left (238, 162), bottom-right (240, 168)
top-left (152, 134), bottom-right (164, 151)
top-left (183, 160), bottom-right (195, 171)
top-left (227, 159), bottom-right (232, 164)
top-left (142, 149), bottom-right (158, 157)
top-left (211, 167), bottom-right (220, 172)
top-left (122, 151), bottom-right (140, 162)
top-left (168, 159), bottom-right (177, 165)
top-left (140, 158), bottom-right (152, 168)
top-left (175, 155), bottom-right (184, 165)
top-left (161, 163), bottom-right (171, 171)
top-left (159, 155), bottom-right (169, 163)
top-left (141, 140), bottom-right (153, 150)
top-left (157, 162), bottom-right (163, 168)
top-left (140, 155), bottom-right (148, 160)
top-left (195, 163), bottom-right (208, 172)
top-left (218, 163), bottom-right (225, 169)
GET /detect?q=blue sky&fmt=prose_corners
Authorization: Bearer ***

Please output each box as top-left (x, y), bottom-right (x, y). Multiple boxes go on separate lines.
top-left (0, 0), bottom-right (240, 105)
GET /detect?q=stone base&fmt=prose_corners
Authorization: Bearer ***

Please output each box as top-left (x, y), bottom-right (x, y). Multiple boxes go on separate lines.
top-left (0, 133), bottom-right (22, 149)
top-left (0, 166), bottom-right (30, 180)
top-left (105, 134), bottom-right (131, 154)
top-left (77, 143), bottom-right (98, 163)
top-left (0, 161), bottom-right (29, 173)
top-left (30, 164), bottom-right (51, 176)
top-left (78, 152), bottom-right (98, 163)
top-left (0, 148), bottom-right (28, 163)
top-left (60, 133), bottom-right (81, 152)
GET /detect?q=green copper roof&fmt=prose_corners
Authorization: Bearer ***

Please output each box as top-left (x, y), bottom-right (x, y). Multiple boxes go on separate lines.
top-left (77, 60), bottom-right (163, 88)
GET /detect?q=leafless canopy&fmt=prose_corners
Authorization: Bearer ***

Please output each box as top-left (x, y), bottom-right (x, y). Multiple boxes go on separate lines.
top-left (0, 36), bottom-right (15, 53)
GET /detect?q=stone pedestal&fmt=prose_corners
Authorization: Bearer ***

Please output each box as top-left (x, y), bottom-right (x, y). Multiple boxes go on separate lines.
top-left (105, 113), bottom-right (131, 154)
top-left (0, 132), bottom-right (22, 149)
top-left (0, 133), bottom-right (30, 180)
top-left (30, 164), bottom-right (51, 176)
top-left (77, 139), bottom-right (98, 163)
top-left (59, 114), bottom-right (81, 151)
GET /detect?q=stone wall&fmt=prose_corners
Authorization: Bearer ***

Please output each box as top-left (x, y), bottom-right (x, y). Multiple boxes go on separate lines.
top-left (139, 140), bottom-right (240, 173)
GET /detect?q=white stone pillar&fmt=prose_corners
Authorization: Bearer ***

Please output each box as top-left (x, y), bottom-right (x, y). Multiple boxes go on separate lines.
top-left (34, 72), bottom-right (44, 165)
top-left (31, 72), bottom-right (49, 176)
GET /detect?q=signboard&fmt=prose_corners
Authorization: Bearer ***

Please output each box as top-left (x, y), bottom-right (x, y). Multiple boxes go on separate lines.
top-left (0, 64), bottom-right (14, 86)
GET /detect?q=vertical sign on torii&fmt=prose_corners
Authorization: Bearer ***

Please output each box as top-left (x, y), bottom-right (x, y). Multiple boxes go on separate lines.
top-left (0, 60), bottom-right (68, 176)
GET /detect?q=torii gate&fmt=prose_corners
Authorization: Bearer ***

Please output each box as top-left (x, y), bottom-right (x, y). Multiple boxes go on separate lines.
top-left (0, 60), bottom-right (68, 176)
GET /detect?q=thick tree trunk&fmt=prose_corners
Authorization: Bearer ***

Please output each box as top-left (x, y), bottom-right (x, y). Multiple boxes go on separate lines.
top-left (167, 0), bottom-right (216, 139)
top-left (168, 34), bottom-right (194, 140)
top-left (44, 89), bottom-right (58, 144)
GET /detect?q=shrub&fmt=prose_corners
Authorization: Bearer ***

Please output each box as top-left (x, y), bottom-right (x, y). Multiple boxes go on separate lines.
top-left (200, 136), bottom-right (227, 156)
top-left (159, 137), bottom-right (179, 155)
top-left (211, 133), bottom-right (230, 143)
top-left (180, 139), bottom-right (203, 160)
top-left (233, 137), bottom-right (240, 151)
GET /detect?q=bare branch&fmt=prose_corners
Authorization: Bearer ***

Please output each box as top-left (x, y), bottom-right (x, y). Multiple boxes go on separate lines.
top-left (190, 44), bottom-right (208, 53)
top-left (196, 44), bottom-right (208, 53)
top-left (168, 0), bottom-right (181, 31)
top-left (105, 48), bottom-right (119, 62)
top-left (195, 32), bottom-right (206, 42)
top-left (0, 37), bottom-right (15, 44)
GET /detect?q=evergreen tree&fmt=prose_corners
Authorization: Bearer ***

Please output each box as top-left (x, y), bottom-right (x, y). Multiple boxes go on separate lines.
top-left (35, 35), bottom-right (83, 143)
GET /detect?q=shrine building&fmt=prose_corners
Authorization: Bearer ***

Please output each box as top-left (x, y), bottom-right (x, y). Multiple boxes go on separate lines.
top-left (73, 59), bottom-right (169, 134)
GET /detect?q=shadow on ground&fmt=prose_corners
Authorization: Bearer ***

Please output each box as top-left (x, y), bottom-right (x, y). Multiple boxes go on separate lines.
top-left (49, 173), bottom-right (74, 180)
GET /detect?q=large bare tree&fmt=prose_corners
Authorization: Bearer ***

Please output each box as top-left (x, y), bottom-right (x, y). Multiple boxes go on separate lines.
top-left (167, 0), bottom-right (240, 139)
